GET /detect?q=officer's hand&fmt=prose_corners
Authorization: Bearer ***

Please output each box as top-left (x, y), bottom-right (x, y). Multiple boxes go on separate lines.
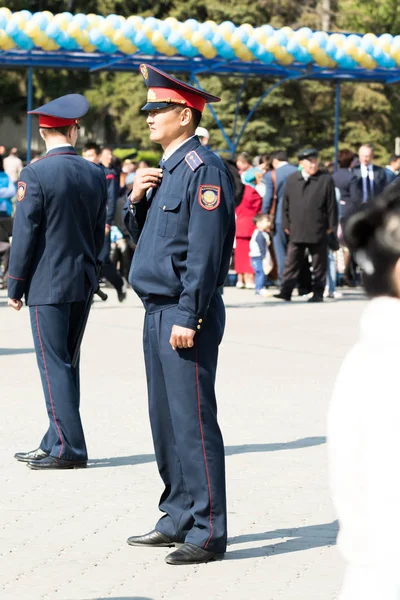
top-left (169, 325), bottom-right (196, 350)
top-left (8, 298), bottom-right (23, 311)
top-left (130, 168), bottom-right (163, 203)
top-left (105, 224), bottom-right (111, 235)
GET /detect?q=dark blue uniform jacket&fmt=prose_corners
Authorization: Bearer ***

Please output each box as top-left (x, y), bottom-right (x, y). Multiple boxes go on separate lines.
top-left (101, 165), bottom-right (119, 225)
top-left (123, 137), bottom-right (235, 331)
top-left (8, 146), bottom-right (107, 305)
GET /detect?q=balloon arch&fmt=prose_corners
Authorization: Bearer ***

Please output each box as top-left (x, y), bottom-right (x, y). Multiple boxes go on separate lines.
top-left (1, 7), bottom-right (400, 161)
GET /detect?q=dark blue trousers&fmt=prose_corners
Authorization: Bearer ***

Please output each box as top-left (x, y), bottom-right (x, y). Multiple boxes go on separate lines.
top-left (29, 302), bottom-right (87, 461)
top-left (99, 232), bottom-right (124, 292)
top-left (273, 223), bottom-right (288, 280)
top-left (143, 293), bottom-right (227, 553)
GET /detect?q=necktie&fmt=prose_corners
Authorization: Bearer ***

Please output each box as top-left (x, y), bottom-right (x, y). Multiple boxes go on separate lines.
top-left (366, 169), bottom-right (372, 201)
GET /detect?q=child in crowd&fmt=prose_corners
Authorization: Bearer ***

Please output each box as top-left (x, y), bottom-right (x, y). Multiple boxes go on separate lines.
top-left (249, 214), bottom-right (272, 296)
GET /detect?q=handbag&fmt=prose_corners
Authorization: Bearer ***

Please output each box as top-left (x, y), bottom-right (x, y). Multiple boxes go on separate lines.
top-left (262, 252), bottom-right (274, 275)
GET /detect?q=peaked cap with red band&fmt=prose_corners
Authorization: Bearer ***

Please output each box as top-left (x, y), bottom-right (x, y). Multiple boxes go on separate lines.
top-left (139, 64), bottom-right (220, 113)
top-left (28, 93), bottom-right (89, 129)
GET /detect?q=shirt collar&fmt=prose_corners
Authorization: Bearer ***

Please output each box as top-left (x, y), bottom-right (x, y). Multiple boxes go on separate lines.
top-left (163, 136), bottom-right (200, 172)
top-left (46, 143), bottom-right (75, 154)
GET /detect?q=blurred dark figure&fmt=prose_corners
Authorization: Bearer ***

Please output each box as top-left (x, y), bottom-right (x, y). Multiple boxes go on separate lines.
top-left (384, 154), bottom-right (400, 185)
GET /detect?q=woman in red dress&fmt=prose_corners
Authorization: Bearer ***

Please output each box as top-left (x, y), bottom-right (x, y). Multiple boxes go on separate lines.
top-left (235, 183), bottom-right (262, 288)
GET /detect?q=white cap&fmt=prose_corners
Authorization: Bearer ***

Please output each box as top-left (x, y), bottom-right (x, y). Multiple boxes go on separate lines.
top-left (195, 126), bottom-right (210, 140)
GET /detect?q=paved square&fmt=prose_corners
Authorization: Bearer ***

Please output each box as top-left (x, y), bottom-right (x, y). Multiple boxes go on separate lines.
top-left (0, 286), bottom-right (363, 600)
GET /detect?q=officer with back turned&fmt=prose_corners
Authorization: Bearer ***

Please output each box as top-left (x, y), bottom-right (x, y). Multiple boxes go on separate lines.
top-left (8, 95), bottom-right (107, 470)
top-left (123, 64), bottom-right (235, 565)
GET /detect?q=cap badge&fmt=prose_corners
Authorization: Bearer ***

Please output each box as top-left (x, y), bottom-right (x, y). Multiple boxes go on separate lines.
top-left (198, 184), bottom-right (221, 211)
top-left (147, 89), bottom-right (157, 101)
top-left (17, 181), bottom-right (27, 202)
top-left (140, 64), bottom-right (149, 80)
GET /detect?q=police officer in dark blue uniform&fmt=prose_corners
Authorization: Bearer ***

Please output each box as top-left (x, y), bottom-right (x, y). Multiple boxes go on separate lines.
top-left (8, 94), bottom-right (107, 470)
top-left (124, 65), bottom-right (235, 565)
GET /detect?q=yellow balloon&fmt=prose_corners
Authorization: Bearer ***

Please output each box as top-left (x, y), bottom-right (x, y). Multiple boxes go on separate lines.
top-left (205, 20), bottom-right (218, 31)
top-left (12, 13), bottom-right (28, 26)
top-left (24, 22), bottom-right (40, 38)
top-left (221, 29), bottom-right (232, 43)
top-left (191, 32), bottom-right (204, 47)
top-left (165, 17), bottom-right (179, 29)
top-left (280, 26), bottom-right (294, 39)
top-left (280, 54), bottom-right (294, 65)
top-left (82, 42), bottom-right (97, 52)
top-left (240, 23), bottom-right (253, 34)
top-left (86, 14), bottom-right (99, 28)
top-left (112, 30), bottom-right (126, 45)
top-left (164, 45), bottom-right (178, 56)
top-left (68, 22), bottom-right (82, 38)
top-left (100, 21), bottom-right (114, 36)
top-left (377, 38), bottom-right (391, 53)
top-left (329, 33), bottom-right (344, 47)
top-left (265, 37), bottom-right (278, 52)
top-left (253, 28), bottom-right (266, 44)
top-left (0, 7), bottom-right (12, 20)
top-left (127, 16), bottom-right (142, 27)
top-left (363, 33), bottom-right (377, 44)
top-left (230, 33), bottom-right (243, 49)
top-left (307, 39), bottom-right (320, 52)
top-left (151, 31), bottom-right (168, 52)
top-left (42, 11), bottom-right (54, 21)
top-left (34, 32), bottom-right (47, 47)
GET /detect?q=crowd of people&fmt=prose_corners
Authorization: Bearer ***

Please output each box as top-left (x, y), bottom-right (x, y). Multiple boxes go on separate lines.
top-left (1, 138), bottom-right (399, 300)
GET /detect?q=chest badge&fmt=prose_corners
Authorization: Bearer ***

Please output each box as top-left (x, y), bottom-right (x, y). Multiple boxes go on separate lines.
top-left (17, 181), bottom-right (27, 202)
top-left (198, 184), bottom-right (220, 211)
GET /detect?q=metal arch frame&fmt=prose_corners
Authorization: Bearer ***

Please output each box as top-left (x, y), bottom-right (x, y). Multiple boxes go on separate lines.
top-left (14, 49), bottom-right (400, 166)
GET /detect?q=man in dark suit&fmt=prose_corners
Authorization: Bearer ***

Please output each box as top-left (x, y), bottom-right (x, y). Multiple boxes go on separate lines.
top-left (262, 150), bottom-right (298, 279)
top-left (8, 94), bottom-right (107, 470)
top-left (352, 144), bottom-right (387, 204)
top-left (384, 154), bottom-right (400, 186)
top-left (274, 148), bottom-right (338, 303)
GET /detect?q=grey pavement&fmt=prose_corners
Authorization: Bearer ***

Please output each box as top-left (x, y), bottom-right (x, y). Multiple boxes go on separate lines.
top-left (0, 285), bottom-right (364, 600)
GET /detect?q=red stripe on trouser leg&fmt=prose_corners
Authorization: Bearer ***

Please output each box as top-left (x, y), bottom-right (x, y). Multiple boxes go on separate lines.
top-left (35, 306), bottom-right (65, 458)
top-left (195, 346), bottom-right (213, 549)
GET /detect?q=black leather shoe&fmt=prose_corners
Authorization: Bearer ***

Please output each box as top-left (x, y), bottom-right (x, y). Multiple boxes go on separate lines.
top-left (308, 295), bottom-right (323, 303)
top-left (273, 293), bottom-right (291, 301)
top-left (14, 448), bottom-right (48, 463)
top-left (165, 543), bottom-right (224, 565)
top-left (127, 529), bottom-right (177, 547)
top-left (27, 456), bottom-right (87, 470)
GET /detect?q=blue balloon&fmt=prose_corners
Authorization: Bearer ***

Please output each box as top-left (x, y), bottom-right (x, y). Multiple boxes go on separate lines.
top-left (347, 34), bottom-right (361, 47)
top-left (46, 22), bottom-right (60, 39)
top-left (261, 25), bottom-right (274, 37)
top-left (89, 29), bottom-right (104, 46)
top-left (286, 39), bottom-right (299, 55)
top-left (380, 54), bottom-right (396, 69)
top-left (325, 39), bottom-right (338, 58)
top-left (297, 27), bottom-right (313, 39)
top-left (255, 47), bottom-right (274, 63)
top-left (5, 20), bottom-right (19, 37)
top-left (106, 14), bottom-right (121, 29)
top-left (32, 13), bottom-right (48, 31)
top-left (220, 21), bottom-right (235, 32)
top-left (0, 14), bottom-right (7, 28)
top-left (168, 31), bottom-right (183, 47)
top-left (361, 37), bottom-right (374, 54)
top-left (14, 31), bottom-right (34, 50)
top-left (133, 31), bottom-right (155, 54)
top-left (54, 30), bottom-right (69, 47)
top-left (61, 12), bottom-right (73, 22)
top-left (236, 28), bottom-right (249, 43)
top-left (199, 23), bottom-right (213, 41)
top-left (158, 21), bottom-right (171, 38)
top-left (121, 22), bottom-right (135, 40)
top-left (378, 33), bottom-right (393, 46)
top-left (312, 31), bottom-right (327, 49)
top-left (246, 37), bottom-right (258, 53)
top-left (274, 30), bottom-right (288, 46)
top-left (19, 10), bottom-right (32, 21)
top-left (178, 39), bottom-right (198, 57)
top-left (97, 38), bottom-right (118, 53)
top-left (143, 17), bottom-right (158, 31)
top-left (73, 14), bottom-right (88, 29)
top-left (372, 46), bottom-right (384, 64)
top-left (185, 19), bottom-right (199, 31)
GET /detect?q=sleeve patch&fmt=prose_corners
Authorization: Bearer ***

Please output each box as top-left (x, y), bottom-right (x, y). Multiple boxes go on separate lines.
top-left (185, 151), bottom-right (204, 172)
top-left (198, 185), bottom-right (221, 211)
top-left (17, 181), bottom-right (27, 202)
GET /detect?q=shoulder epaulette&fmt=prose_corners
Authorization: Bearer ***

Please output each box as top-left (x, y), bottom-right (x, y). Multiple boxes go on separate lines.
top-left (185, 150), bottom-right (204, 172)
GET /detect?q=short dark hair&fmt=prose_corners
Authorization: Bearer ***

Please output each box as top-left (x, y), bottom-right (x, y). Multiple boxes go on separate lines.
top-left (237, 152), bottom-right (252, 164)
top-left (190, 108), bottom-right (202, 130)
top-left (101, 146), bottom-right (113, 153)
top-left (389, 154), bottom-right (400, 164)
top-left (83, 142), bottom-right (101, 155)
top-left (346, 180), bottom-right (400, 298)
top-left (40, 125), bottom-right (72, 137)
top-left (338, 149), bottom-right (355, 169)
top-left (271, 150), bottom-right (288, 162)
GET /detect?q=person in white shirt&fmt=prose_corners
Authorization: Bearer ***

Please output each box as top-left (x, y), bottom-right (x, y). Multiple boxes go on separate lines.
top-left (352, 143), bottom-right (387, 204)
top-left (328, 179), bottom-right (400, 600)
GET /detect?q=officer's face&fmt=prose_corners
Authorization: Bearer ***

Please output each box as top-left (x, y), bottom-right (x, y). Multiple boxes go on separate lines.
top-left (146, 106), bottom-right (190, 146)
